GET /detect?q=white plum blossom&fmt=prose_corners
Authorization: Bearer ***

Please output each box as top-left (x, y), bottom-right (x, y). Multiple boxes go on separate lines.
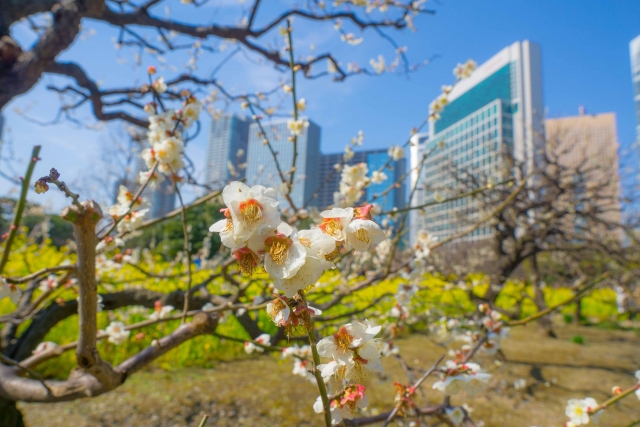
top-left (314, 384), bottom-right (369, 423)
top-left (96, 236), bottom-right (125, 253)
top-left (318, 207), bottom-right (354, 242)
top-left (287, 119), bottom-right (309, 136)
top-left (0, 279), bottom-right (21, 304)
top-left (316, 320), bottom-right (384, 381)
top-left (395, 284), bottom-right (418, 306)
top-left (266, 294), bottom-right (291, 326)
top-left (340, 33), bottom-right (363, 45)
top-left (292, 359), bottom-right (315, 382)
top-left (212, 182), bottom-right (281, 242)
top-left (565, 398), bottom-right (597, 425)
top-left (151, 76), bottom-right (167, 93)
top-left (39, 275), bottom-right (58, 293)
top-left (296, 98), bottom-right (307, 112)
top-left (209, 208), bottom-right (246, 250)
top-left (388, 145), bottom-right (404, 161)
top-left (335, 163), bottom-right (368, 206)
top-left (244, 333), bottom-right (271, 354)
top-left (370, 55), bottom-right (385, 74)
top-left (370, 170), bottom-right (388, 184)
top-left (105, 321), bottom-right (130, 345)
top-left (282, 344), bottom-right (312, 359)
top-left (116, 209), bottom-right (149, 233)
top-left (149, 303), bottom-right (175, 321)
top-left (346, 219), bottom-right (386, 252)
top-left (33, 341), bottom-right (57, 355)
top-left (432, 361), bottom-right (492, 395)
top-left (154, 136), bottom-right (184, 164)
top-left (380, 341), bottom-right (400, 357)
top-left (181, 100), bottom-right (202, 128)
top-left (453, 59), bottom-right (477, 79)
top-left (414, 229), bottom-right (436, 260)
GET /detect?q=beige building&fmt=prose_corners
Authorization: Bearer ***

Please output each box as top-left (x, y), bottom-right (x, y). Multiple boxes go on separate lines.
top-left (544, 111), bottom-right (621, 238)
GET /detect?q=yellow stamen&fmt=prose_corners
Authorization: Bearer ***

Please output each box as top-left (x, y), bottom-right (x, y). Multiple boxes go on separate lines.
top-left (240, 199), bottom-right (262, 223)
top-left (320, 218), bottom-right (343, 239)
top-left (333, 327), bottom-right (353, 352)
top-left (356, 228), bottom-right (370, 243)
top-left (269, 240), bottom-right (289, 265)
top-left (237, 252), bottom-right (256, 275)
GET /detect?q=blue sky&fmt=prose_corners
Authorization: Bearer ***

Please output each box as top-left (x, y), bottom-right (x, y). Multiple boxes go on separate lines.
top-left (2, 0), bottom-right (640, 211)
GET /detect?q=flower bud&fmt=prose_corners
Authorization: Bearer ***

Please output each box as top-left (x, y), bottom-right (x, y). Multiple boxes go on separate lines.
top-left (34, 178), bottom-right (49, 194)
top-left (147, 65), bottom-right (157, 75)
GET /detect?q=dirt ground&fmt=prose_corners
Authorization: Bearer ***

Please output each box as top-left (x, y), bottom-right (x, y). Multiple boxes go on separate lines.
top-left (19, 322), bottom-right (640, 427)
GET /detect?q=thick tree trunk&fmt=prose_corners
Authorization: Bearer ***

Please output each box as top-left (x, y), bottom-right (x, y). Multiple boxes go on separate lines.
top-left (0, 399), bottom-right (25, 427)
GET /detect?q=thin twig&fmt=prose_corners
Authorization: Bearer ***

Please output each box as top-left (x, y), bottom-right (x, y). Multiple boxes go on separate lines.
top-left (6, 265), bottom-right (76, 284)
top-left (0, 146), bottom-right (41, 276)
top-left (174, 182), bottom-right (193, 323)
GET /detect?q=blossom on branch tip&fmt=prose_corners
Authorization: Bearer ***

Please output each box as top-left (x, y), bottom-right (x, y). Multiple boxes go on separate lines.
top-left (105, 321), bottom-right (130, 345)
top-left (565, 397), bottom-right (597, 425)
top-left (149, 302), bottom-right (174, 321)
top-left (34, 178), bottom-right (49, 194)
top-left (0, 279), bottom-right (21, 304)
top-left (152, 76), bottom-right (167, 93)
top-left (453, 59), bottom-right (477, 79)
top-left (370, 170), bottom-right (387, 184)
top-left (244, 333), bottom-right (271, 354)
top-left (314, 384), bottom-right (369, 423)
top-left (388, 146), bottom-right (404, 161)
top-left (432, 361), bottom-right (491, 396)
top-left (39, 275), bottom-right (58, 293)
top-left (287, 119), bottom-right (309, 136)
top-left (33, 341), bottom-right (57, 355)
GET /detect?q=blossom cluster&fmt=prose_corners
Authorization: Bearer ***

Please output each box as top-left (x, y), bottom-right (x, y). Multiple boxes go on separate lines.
top-left (432, 360), bottom-right (491, 396)
top-left (429, 60), bottom-right (477, 122)
top-left (209, 182), bottom-right (385, 298)
top-left (314, 384), bottom-right (369, 424)
top-left (316, 321), bottom-right (384, 382)
top-left (140, 77), bottom-right (202, 187)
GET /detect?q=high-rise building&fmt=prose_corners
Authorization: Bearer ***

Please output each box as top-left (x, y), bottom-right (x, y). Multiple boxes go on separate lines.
top-left (410, 40), bottom-right (544, 245)
top-left (315, 149), bottom-right (406, 212)
top-left (630, 35), bottom-right (640, 142)
top-left (206, 115), bottom-right (252, 189)
top-left (245, 118), bottom-right (321, 208)
top-left (409, 132), bottom-right (429, 241)
top-left (545, 111), bottom-right (621, 234)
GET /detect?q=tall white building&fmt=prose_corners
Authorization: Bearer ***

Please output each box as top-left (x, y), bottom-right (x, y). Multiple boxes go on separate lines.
top-left (206, 114), bottom-right (252, 189)
top-left (410, 41), bottom-right (544, 245)
top-left (630, 35), bottom-right (640, 142)
top-left (245, 118), bottom-right (321, 208)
